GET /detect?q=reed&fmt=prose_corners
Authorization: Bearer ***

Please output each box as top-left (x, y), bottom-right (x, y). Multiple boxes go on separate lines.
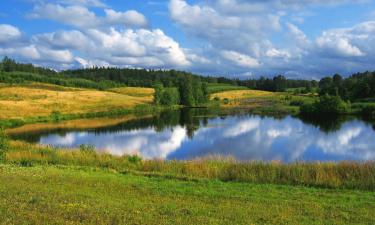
top-left (3, 142), bottom-right (375, 190)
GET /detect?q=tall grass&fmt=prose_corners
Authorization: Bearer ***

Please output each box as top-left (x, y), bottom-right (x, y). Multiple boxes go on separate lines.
top-left (3, 142), bottom-right (375, 191)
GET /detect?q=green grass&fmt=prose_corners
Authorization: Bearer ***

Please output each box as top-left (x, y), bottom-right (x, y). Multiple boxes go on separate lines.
top-left (210, 89), bottom-right (317, 115)
top-left (0, 165), bottom-right (374, 225)
top-left (207, 83), bottom-right (248, 94)
top-left (3, 142), bottom-right (375, 191)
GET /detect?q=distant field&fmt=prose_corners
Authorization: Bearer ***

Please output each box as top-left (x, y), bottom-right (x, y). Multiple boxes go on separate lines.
top-left (0, 83), bottom-right (153, 119)
top-left (207, 83), bottom-right (248, 94)
top-left (210, 89), bottom-right (316, 115)
top-left (109, 86), bottom-right (154, 97)
top-left (211, 89), bottom-right (277, 100)
top-left (0, 165), bottom-right (373, 225)
top-left (5, 115), bottom-right (151, 136)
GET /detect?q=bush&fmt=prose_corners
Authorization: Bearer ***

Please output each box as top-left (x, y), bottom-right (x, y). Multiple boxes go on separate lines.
top-left (51, 111), bottom-right (62, 122)
top-left (300, 95), bottom-right (349, 115)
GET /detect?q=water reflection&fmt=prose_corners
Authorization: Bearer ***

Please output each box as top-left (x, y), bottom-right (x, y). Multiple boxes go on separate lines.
top-left (11, 109), bottom-right (375, 162)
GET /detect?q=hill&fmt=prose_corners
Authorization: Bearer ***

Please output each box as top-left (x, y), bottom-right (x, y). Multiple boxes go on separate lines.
top-left (0, 83), bottom-right (153, 120)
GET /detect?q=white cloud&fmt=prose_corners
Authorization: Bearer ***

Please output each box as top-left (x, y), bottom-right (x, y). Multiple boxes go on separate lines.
top-left (29, 4), bottom-right (97, 28)
top-left (1, 0), bottom-right (374, 77)
top-left (104, 9), bottom-right (148, 27)
top-left (32, 30), bottom-right (93, 50)
top-left (29, 4), bottom-right (148, 28)
top-left (317, 33), bottom-right (365, 57)
top-left (0, 24), bottom-right (21, 42)
top-left (286, 23), bottom-right (310, 46)
top-left (266, 48), bottom-right (291, 58)
top-left (221, 50), bottom-right (260, 68)
top-left (85, 28), bottom-right (190, 67)
top-left (27, 0), bottom-right (106, 7)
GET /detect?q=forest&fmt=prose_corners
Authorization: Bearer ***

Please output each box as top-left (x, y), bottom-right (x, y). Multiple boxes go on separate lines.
top-left (2, 57), bottom-right (375, 109)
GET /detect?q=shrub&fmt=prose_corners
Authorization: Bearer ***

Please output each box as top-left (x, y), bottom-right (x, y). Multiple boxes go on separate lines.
top-left (51, 111), bottom-right (62, 122)
top-left (300, 94), bottom-right (349, 115)
top-left (223, 98), bottom-right (230, 105)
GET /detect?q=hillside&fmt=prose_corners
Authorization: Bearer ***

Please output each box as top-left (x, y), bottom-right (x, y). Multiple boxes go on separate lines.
top-left (0, 83), bottom-right (153, 119)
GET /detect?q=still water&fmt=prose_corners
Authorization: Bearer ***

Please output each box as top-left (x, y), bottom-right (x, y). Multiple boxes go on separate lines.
top-left (12, 109), bottom-right (375, 162)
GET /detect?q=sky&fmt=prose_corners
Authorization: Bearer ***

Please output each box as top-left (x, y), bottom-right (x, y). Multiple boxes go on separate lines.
top-left (0, 0), bottom-right (375, 79)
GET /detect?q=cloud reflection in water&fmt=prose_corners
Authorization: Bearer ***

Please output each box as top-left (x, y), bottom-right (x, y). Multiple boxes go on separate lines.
top-left (39, 115), bottom-right (375, 162)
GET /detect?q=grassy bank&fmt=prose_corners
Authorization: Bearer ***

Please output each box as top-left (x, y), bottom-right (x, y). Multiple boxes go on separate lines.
top-left (211, 89), bottom-right (316, 115)
top-left (0, 82), bottom-right (153, 120)
top-left (2, 141), bottom-right (375, 191)
top-left (0, 165), bottom-right (374, 225)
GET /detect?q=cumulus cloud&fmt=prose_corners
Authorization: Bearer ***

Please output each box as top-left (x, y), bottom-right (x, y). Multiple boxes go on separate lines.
top-left (32, 30), bottom-right (93, 50)
top-left (27, 0), bottom-right (106, 7)
top-left (104, 9), bottom-right (148, 27)
top-left (28, 4), bottom-right (148, 28)
top-left (0, 24), bottom-right (21, 43)
top-left (1, 0), bottom-right (374, 77)
top-left (220, 50), bottom-right (260, 68)
top-left (317, 33), bottom-right (365, 57)
top-left (166, 0), bottom-right (375, 76)
top-left (0, 1), bottom-right (192, 70)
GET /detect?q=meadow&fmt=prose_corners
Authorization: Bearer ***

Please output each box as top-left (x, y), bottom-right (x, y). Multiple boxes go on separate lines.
top-left (0, 75), bottom-right (374, 224)
top-left (211, 89), bottom-right (316, 115)
top-left (206, 83), bottom-right (249, 93)
top-left (2, 141), bottom-right (375, 191)
top-left (0, 83), bottom-right (153, 119)
top-left (0, 165), bottom-right (374, 225)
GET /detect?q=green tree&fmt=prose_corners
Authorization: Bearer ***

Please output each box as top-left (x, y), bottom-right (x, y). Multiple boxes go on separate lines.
top-left (179, 76), bottom-right (195, 106)
top-left (153, 83), bottom-right (164, 105)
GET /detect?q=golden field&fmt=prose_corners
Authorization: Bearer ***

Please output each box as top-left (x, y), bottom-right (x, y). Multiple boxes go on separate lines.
top-left (210, 90), bottom-right (283, 107)
top-left (0, 83), bottom-right (153, 119)
top-left (211, 89), bottom-right (278, 100)
top-left (109, 86), bottom-right (154, 97)
top-left (5, 115), bottom-right (151, 135)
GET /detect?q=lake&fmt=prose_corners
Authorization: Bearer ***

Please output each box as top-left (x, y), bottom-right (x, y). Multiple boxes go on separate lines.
top-left (11, 109), bottom-right (375, 162)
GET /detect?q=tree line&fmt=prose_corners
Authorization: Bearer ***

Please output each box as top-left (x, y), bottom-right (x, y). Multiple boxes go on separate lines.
top-left (154, 75), bottom-right (209, 107)
top-left (319, 72), bottom-right (375, 101)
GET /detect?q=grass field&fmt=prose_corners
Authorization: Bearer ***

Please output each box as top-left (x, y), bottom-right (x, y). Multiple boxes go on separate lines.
top-left (0, 165), bottom-right (374, 225)
top-left (0, 83), bottom-right (153, 119)
top-left (5, 115), bottom-right (151, 136)
top-left (210, 89), bottom-right (316, 115)
top-left (109, 86), bottom-right (154, 97)
top-left (207, 83), bottom-right (248, 94)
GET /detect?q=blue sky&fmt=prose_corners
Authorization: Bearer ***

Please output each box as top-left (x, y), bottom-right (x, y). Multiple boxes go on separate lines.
top-left (1, 0), bottom-right (375, 79)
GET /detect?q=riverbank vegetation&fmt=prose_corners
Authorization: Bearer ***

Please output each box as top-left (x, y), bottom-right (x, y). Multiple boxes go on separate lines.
top-left (1, 165), bottom-right (374, 225)
top-left (1, 138), bottom-right (374, 191)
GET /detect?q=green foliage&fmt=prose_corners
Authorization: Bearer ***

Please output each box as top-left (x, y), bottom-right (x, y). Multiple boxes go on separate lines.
top-left (301, 94), bottom-right (349, 115)
top-left (153, 83), bottom-right (164, 105)
top-left (319, 71), bottom-right (375, 101)
top-left (1, 56), bottom-right (56, 75)
top-left (154, 84), bottom-right (180, 106)
top-left (160, 88), bottom-right (180, 105)
top-left (0, 71), bottom-right (122, 90)
top-left (51, 111), bottom-right (62, 122)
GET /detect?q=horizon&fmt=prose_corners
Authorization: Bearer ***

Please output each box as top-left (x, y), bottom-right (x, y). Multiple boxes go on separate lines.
top-left (0, 0), bottom-right (375, 79)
